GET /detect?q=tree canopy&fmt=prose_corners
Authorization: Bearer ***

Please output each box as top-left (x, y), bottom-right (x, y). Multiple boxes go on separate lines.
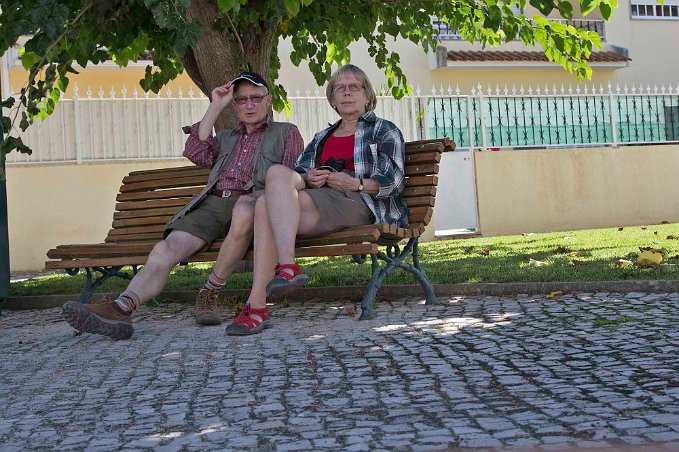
top-left (0, 0), bottom-right (617, 167)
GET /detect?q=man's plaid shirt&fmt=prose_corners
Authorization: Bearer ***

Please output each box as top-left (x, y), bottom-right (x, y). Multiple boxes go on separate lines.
top-left (294, 111), bottom-right (408, 227)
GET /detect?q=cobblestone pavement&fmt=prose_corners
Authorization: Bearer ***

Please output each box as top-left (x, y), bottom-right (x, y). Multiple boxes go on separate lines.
top-left (1, 291), bottom-right (679, 451)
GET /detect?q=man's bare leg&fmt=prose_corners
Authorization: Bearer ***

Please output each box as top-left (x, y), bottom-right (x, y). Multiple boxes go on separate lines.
top-left (119, 230), bottom-right (206, 309)
top-left (195, 196), bottom-right (257, 325)
top-left (62, 230), bottom-right (205, 339)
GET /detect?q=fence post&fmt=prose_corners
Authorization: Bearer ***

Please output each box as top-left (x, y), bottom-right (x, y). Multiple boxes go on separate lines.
top-left (466, 95), bottom-right (475, 151)
top-left (608, 82), bottom-right (618, 148)
top-left (410, 90), bottom-right (418, 141)
top-left (0, 120), bottom-right (9, 305)
top-left (73, 84), bottom-right (83, 164)
top-left (478, 83), bottom-right (488, 151)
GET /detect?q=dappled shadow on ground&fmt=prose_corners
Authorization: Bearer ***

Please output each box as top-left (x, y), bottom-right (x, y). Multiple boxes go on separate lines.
top-left (0, 291), bottom-right (678, 450)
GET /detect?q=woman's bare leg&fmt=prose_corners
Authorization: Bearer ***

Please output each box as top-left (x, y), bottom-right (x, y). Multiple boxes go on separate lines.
top-left (264, 164), bottom-right (321, 265)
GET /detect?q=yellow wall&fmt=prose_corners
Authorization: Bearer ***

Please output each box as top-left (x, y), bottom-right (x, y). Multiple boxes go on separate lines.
top-left (6, 160), bottom-right (189, 271)
top-left (7, 64), bottom-right (198, 98)
top-left (7, 144), bottom-right (679, 271)
top-left (604, 1), bottom-right (679, 87)
top-left (474, 144), bottom-right (679, 236)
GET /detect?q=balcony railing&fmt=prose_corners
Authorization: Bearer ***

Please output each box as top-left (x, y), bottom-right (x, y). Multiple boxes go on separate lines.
top-left (432, 18), bottom-right (606, 42)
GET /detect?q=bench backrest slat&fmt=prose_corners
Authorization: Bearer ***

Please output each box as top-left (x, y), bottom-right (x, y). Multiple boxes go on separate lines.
top-left (126, 165), bottom-right (203, 176)
top-left (116, 187), bottom-right (202, 202)
top-left (105, 138), bottom-right (454, 244)
top-left (120, 176), bottom-right (210, 193)
top-left (115, 198), bottom-right (191, 212)
top-left (123, 167), bottom-right (210, 184)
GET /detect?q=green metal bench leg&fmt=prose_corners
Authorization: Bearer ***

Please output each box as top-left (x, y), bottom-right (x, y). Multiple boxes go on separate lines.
top-left (411, 238), bottom-right (439, 306)
top-left (359, 253), bottom-right (394, 320)
top-left (358, 237), bottom-right (438, 320)
top-left (67, 266), bottom-right (134, 303)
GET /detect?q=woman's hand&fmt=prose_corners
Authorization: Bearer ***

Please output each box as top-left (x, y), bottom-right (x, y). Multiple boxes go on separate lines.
top-left (326, 172), bottom-right (360, 192)
top-left (306, 168), bottom-right (332, 188)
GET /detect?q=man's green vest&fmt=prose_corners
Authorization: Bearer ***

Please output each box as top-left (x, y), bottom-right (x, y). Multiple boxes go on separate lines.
top-left (166, 121), bottom-right (294, 230)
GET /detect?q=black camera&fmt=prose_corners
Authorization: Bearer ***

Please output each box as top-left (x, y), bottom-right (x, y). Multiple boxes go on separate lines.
top-left (318, 157), bottom-right (347, 172)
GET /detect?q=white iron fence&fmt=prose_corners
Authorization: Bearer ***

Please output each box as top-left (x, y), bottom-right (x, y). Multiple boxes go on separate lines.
top-left (5, 82), bottom-right (679, 165)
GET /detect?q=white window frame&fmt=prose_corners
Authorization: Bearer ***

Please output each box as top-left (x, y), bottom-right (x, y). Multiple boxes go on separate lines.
top-left (630, 0), bottom-right (679, 20)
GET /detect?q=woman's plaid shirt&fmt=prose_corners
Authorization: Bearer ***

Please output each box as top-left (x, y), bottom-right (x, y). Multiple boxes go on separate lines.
top-left (294, 111), bottom-right (408, 227)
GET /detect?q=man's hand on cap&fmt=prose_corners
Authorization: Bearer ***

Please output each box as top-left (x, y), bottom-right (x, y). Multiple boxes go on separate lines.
top-left (211, 82), bottom-right (234, 109)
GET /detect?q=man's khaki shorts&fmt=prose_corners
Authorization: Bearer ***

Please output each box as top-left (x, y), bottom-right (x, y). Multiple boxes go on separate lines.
top-left (165, 195), bottom-right (238, 245)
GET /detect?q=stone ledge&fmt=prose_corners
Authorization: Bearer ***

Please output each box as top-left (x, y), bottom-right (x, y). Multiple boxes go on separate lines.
top-left (2, 280), bottom-right (678, 311)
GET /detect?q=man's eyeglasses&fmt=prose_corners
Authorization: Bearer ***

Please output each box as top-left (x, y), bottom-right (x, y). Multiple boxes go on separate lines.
top-left (233, 94), bottom-right (267, 105)
top-left (333, 84), bottom-right (363, 93)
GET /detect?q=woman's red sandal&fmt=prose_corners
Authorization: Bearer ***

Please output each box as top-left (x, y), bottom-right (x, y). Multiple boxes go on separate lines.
top-left (265, 263), bottom-right (309, 299)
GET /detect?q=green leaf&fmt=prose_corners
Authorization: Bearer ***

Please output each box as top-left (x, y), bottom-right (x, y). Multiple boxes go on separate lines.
top-left (20, 112), bottom-right (31, 131)
top-left (284, 0), bottom-right (301, 16)
top-left (57, 77), bottom-right (69, 93)
top-left (21, 52), bottom-right (41, 70)
top-left (0, 136), bottom-right (32, 156)
top-left (599, 2), bottom-right (612, 19)
top-left (558, 1), bottom-right (574, 19)
top-left (588, 30), bottom-right (602, 49)
top-left (530, 0), bottom-right (556, 15)
top-left (0, 97), bottom-right (16, 109)
top-left (519, 25), bottom-right (535, 44)
top-left (217, 0), bottom-right (239, 11)
top-left (0, 116), bottom-right (10, 133)
top-left (580, 0), bottom-right (600, 15)
top-left (49, 89), bottom-right (61, 104)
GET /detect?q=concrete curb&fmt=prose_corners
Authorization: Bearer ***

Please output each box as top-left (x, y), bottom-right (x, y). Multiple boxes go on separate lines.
top-left (2, 280), bottom-right (679, 311)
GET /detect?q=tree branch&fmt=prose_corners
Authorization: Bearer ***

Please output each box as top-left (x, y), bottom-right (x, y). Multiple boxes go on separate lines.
top-left (225, 13), bottom-right (247, 65)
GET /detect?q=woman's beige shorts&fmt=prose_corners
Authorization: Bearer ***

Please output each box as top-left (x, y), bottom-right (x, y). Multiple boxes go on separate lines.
top-left (303, 187), bottom-right (375, 236)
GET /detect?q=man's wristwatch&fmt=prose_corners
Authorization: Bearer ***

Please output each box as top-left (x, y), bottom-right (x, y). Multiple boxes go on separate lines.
top-left (357, 178), bottom-right (364, 192)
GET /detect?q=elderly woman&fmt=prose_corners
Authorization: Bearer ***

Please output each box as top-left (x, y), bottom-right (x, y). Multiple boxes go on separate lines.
top-left (225, 64), bottom-right (407, 335)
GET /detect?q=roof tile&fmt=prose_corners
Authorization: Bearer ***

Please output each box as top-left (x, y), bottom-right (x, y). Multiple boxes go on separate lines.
top-left (447, 50), bottom-right (630, 63)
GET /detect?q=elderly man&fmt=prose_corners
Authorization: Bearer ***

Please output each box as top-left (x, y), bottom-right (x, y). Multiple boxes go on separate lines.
top-left (62, 72), bottom-right (303, 339)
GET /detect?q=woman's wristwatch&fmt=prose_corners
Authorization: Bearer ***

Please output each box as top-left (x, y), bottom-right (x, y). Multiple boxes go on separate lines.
top-left (357, 178), bottom-right (364, 192)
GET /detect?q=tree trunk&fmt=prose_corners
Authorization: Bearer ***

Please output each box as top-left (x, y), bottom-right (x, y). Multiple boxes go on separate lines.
top-left (182, 0), bottom-right (278, 132)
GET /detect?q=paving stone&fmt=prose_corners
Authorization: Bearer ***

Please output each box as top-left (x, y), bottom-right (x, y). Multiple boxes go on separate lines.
top-left (646, 414), bottom-right (679, 425)
top-left (646, 431), bottom-right (679, 442)
top-left (275, 440), bottom-right (313, 451)
top-left (417, 435), bottom-right (456, 444)
top-left (1, 293), bottom-right (678, 450)
top-left (610, 418), bottom-right (651, 430)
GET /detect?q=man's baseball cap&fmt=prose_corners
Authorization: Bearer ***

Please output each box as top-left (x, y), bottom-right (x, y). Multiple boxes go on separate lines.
top-left (231, 71), bottom-right (268, 89)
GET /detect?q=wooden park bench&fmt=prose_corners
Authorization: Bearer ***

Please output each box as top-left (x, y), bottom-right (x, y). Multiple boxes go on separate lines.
top-left (45, 138), bottom-right (455, 319)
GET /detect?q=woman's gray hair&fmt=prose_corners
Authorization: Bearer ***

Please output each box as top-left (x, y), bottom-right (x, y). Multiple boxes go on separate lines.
top-left (326, 64), bottom-right (377, 113)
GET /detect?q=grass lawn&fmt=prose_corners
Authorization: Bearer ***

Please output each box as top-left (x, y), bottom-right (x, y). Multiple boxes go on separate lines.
top-left (11, 222), bottom-right (679, 297)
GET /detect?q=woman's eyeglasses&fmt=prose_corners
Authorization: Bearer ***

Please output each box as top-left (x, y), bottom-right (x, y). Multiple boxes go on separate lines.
top-left (233, 94), bottom-right (267, 105)
top-left (333, 84), bottom-right (363, 93)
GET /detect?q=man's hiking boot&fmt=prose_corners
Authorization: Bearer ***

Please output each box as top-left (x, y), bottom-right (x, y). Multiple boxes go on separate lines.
top-left (62, 299), bottom-right (133, 340)
top-left (195, 289), bottom-right (222, 325)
